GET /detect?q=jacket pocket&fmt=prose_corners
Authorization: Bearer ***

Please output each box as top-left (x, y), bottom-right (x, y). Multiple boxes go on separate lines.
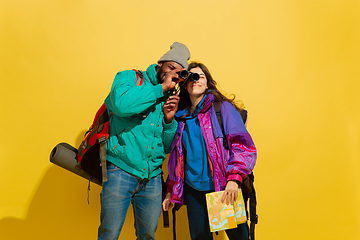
top-left (108, 129), bottom-right (126, 155)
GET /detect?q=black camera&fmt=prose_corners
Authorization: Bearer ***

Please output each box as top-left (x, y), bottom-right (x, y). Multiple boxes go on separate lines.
top-left (177, 70), bottom-right (189, 79)
top-left (176, 70), bottom-right (200, 81)
top-left (188, 72), bottom-right (200, 81)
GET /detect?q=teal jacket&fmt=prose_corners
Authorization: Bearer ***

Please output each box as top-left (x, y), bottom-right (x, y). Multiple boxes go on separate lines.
top-left (104, 64), bottom-right (178, 179)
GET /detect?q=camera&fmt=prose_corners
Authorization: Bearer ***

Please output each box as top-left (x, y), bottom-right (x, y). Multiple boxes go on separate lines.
top-left (176, 70), bottom-right (200, 81)
top-left (177, 70), bottom-right (189, 79)
top-left (188, 72), bottom-right (200, 81)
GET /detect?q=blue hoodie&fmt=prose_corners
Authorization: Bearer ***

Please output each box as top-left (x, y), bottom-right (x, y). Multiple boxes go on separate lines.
top-left (176, 95), bottom-right (214, 191)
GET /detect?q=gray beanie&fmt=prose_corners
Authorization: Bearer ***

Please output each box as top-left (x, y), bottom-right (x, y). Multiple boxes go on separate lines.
top-left (158, 42), bottom-right (191, 69)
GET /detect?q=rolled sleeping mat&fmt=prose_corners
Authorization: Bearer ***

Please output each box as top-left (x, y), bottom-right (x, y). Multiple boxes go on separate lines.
top-left (50, 142), bottom-right (102, 186)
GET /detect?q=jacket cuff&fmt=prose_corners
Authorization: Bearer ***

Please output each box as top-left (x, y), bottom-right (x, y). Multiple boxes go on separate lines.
top-left (153, 84), bottom-right (164, 99)
top-left (163, 117), bottom-right (177, 130)
top-left (166, 180), bottom-right (175, 193)
top-left (227, 174), bottom-right (243, 184)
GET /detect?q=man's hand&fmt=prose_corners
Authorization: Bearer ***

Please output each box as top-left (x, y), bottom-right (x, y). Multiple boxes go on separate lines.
top-left (163, 95), bottom-right (180, 124)
top-left (221, 181), bottom-right (239, 205)
top-left (161, 70), bottom-right (180, 93)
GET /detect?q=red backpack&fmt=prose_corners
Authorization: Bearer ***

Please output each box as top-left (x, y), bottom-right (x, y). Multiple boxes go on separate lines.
top-left (77, 70), bottom-right (144, 184)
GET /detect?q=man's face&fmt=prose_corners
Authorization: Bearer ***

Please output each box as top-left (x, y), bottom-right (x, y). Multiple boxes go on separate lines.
top-left (157, 61), bottom-right (185, 83)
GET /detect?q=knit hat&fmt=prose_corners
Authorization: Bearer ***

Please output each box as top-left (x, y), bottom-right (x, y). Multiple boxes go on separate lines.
top-left (158, 42), bottom-right (191, 69)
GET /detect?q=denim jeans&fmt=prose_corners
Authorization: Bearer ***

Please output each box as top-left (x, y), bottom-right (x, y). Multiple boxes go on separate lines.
top-left (185, 183), bottom-right (249, 240)
top-left (98, 163), bottom-right (162, 240)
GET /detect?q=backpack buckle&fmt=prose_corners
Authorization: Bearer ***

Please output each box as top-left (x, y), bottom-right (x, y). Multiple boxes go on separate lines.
top-left (98, 136), bottom-right (106, 144)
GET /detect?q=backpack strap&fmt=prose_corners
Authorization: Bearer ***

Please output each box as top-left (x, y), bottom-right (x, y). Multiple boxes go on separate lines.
top-left (213, 101), bottom-right (228, 150)
top-left (240, 109), bottom-right (248, 126)
top-left (161, 173), bottom-right (170, 228)
top-left (172, 203), bottom-right (182, 240)
top-left (248, 173), bottom-right (258, 240)
top-left (99, 136), bottom-right (108, 183)
top-left (133, 69), bottom-right (144, 86)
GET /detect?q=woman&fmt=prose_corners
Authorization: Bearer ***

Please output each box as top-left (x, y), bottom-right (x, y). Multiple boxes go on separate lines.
top-left (162, 62), bottom-right (257, 240)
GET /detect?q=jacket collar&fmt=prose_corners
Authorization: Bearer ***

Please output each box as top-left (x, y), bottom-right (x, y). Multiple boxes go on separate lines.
top-left (145, 63), bottom-right (158, 85)
top-left (199, 92), bottom-right (215, 114)
top-left (175, 92), bottom-right (215, 118)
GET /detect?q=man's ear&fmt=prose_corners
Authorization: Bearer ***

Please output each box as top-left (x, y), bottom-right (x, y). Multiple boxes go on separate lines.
top-left (156, 62), bottom-right (162, 73)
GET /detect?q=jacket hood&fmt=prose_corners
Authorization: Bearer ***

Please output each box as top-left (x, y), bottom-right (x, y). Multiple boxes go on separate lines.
top-left (176, 92), bottom-right (215, 118)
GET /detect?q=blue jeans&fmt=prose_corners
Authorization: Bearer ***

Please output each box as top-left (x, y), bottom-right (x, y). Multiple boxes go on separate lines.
top-left (185, 184), bottom-right (249, 240)
top-left (98, 163), bottom-right (162, 240)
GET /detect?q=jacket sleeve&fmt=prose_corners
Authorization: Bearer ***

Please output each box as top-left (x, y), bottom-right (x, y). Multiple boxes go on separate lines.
top-left (165, 128), bottom-right (180, 193)
top-left (165, 121), bottom-right (185, 194)
top-left (221, 102), bottom-right (257, 183)
top-left (162, 118), bottom-right (178, 154)
top-left (105, 70), bottom-right (164, 117)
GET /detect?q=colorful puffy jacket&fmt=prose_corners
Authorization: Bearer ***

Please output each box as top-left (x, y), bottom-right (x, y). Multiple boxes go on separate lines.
top-left (166, 93), bottom-right (257, 205)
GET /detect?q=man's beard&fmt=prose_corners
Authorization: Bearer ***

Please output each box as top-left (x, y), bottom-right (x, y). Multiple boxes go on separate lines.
top-left (157, 73), bottom-right (164, 84)
top-left (157, 67), bottom-right (165, 84)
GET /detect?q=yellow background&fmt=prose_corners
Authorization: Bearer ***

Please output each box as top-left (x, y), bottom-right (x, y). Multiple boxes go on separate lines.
top-left (1, 0), bottom-right (359, 239)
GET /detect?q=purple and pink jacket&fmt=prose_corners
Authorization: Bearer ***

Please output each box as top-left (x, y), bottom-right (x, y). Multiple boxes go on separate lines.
top-left (166, 93), bottom-right (257, 205)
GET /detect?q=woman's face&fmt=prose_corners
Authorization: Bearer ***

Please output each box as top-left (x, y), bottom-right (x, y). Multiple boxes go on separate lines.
top-left (186, 67), bottom-right (208, 97)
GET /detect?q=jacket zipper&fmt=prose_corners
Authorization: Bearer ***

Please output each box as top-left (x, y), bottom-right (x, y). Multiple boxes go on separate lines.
top-left (198, 115), bottom-right (216, 184)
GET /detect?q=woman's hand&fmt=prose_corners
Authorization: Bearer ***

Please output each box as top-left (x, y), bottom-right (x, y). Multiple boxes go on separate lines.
top-left (162, 192), bottom-right (174, 211)
top-left (221, 181), bottom-right (239, 205)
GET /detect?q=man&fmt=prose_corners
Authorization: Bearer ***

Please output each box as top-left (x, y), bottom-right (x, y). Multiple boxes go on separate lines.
top-left (98, 42), bottom-right (191, 240)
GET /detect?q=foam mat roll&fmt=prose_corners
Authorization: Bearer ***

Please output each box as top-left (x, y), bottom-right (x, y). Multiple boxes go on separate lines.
top-left (50, 142), bottom-right (102, 186)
